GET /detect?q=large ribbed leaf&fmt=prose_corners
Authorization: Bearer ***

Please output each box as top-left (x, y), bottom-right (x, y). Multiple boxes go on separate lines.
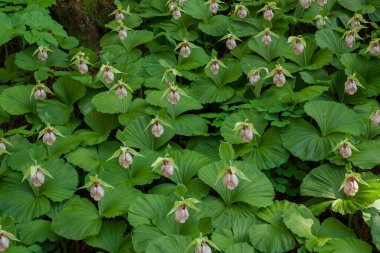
top-left (145, 235), bottom-right (192, 253)
top-left (0, 85), bottom-right (35, 115)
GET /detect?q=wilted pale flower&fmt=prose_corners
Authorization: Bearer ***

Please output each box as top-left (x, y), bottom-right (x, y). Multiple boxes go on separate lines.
top-left (119, 151), bottom-right (133, 168)
top-left (209, 1), bottom-right (218, 14)
top-left (161, 160), bottom-right (174, 178)
top-left (152, 122), bottom-right (164, 137)
top-left (115, 12), bottom-right (124, 21)
top-left (167, 90), bottom-right (181, 105)
top-left (317, 0), bottom-right (327, 6)
top-left (31, 169), bottom-right (45, 187)
top-left (116, 85), bottom-right (127, 99)
top-left (174, 204), bottom-right (189, 223)
top-left (273, 71), bottom-right (286, 87)
top-left (119, 28), bottom-right (127, 40)
top-left (263, 9), bottom-right (274, 21)
top-left (0, 234), bottom-right (9, 252)
top-left (38, 49), bottom-right (48, 62)
top-left (370, 111), bottom-right (380, 127)
top-left (345, 33), bottom-right (355, 48)
top-left (369, 43), bottom-right (379, 56)
top-left (180, 44), bottom-right (191, 57)
top-left (223, 170), bottom-right (239, 190)
top-left (237, 8), bottom-right (247, 19)
top-left (344, 79), bottom-right (357, 95)
top-left (226, 37), bottom-right (237, 50)
top-left (210, 61), bottom-right (220, 75)
top-left (34, 87), bottom-right (47, 100)
top-left (340, 143), bottom-right (352, 159)
top-left (344, 177), bottom-right (359, 196)
top-left (300, 0), bottom-right (311, 9)
top-left (195, 242), bottom-right (212, 253)
top-left (172, 7), bottom-right (181, 19)
top-left (240, 126), bottom-right (253, 142)
top-left (0, 142), bottom-right (6, 155)
top-left (293, 40), bottom-right (304, 54)
top-left (262, 33), bottom-right (272, 46)
top-left (77, 61), bottom-right (88, 74)
top-left (249, 72), bottom-right (260, 86)
top-left (43, 130), bottom-right (56, 146)
top-left (103, 69), bottom-right (114, 83)
top-left (90, 182), bottom-right (104, 201)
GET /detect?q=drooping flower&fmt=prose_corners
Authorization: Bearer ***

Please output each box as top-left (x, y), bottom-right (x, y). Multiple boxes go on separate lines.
top-left (80, 175), bottom-right (113, 201)
top-left (71, 51), bottom-right (90, 74)
top-left (119, 27), bottom-right (127, 40)
top-left (152, 155), bottom-right (179, 178)
top-left (344, 73), bottom-right (363, 95)
top-left (208, 0), bottom-right (220, 14)
top-left (314, 15), bottom-right (328, 29)
top-left (174, 204), bottom-right (189, 223)
top-left (344, 177), bottom-right (359, 196)
top-left (152, 122), bottom-right (164, 137)
top-left (108, 145), bottom-right (144, 169)
top-left (22, 162), bottom-right (53, 188)
top-left (103, 68), bottom-right (115, 83)
top-left (30, 168), bottom-right (45, 187)
top-left (0, 229), bottom-right (18, 252)
top-left (300, 0), bottom-right (311, 9)
top-left (266, 64), bottom-right (294, 87)
top-left (31, 82), bottom-right (53, 100)
top-left (195, 242), bottom-right (212, 253)
top-left (172, 6), bottom-right (182, 19)
top-left (288, 36), bottom-right (306, 55)
top-left (334, 139), bottom-right (359, 159)
top-left (370, 109), bottom-right (380, 127)
top-left (188, 234), bottom-right (220, 253)
top-left (234, 120), bottom-right (259, 143)
top-left (316, 0), bottom-right (327, 7)
top-left (232, 4), bottom-right (249, 19)
top-left (118, 151), bottom-right (133, 168)
top-left (258, 2), bottom-right (279, 21)
top-left (38, 124), bottom-right (64, 146)
top-left (205, 57), bottom-right (226, 75)
top-left (0, 141), bottom-right (6, 156)
top-left (248, 70), bottom-right (260, 86)
top-left (168, 197), bottom-right (200, 224)
top-left (110, 79), bottom-right (133, 100)
top-left (367, 39), bottom-right (380, 56)
top-left (175, 39), bottom-right (198, 58)
top-left (110, 5), bottom-right (130, 21)
top-left (220, 33), bottom-right (240, 50)
top-left (257, 28), bottom-right (278, 46)
top-left (223, 169), bottom-right (239, 190)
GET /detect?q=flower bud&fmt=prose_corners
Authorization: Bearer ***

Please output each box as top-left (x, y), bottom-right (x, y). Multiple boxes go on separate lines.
top-left (209, 1), bottom-right (218, 14)
top-left (340, 143), bottom-right (352, 159)
top-left (180, 45), bottom-right (191, 57)
top-left (38, 50), bottom-right (48, 62)
top-left (90, 182), bottom-right (104, 201)
top-left (263, 9), bottom-right (274, 21)
top-left (317, 0), bottom-right (327, 6)
top-left (34, 87), bottom-right (47, 100)
top-left (344, 79), bottom-right (357, 95)
top-left (249, 72), bottom-right (260, 86)
top-left (31, 169), bottom-right (45, 187)
top-left (119, 28), bottom-right (127, 41)
top-left (161, 160), bottom-right (174, 178)
top-left (223, 170), bottom-right (239, 190)
top-left (345, 33), bottom-right (355, 48)
top-left (237, 8), bottom-right (247, 19)
top-left (174, 204), bottom-right (189, 223)
top-left (210, 61), bottom-right (219, 75)
top-left (300, 0), bottom-right (311, 9)
top-left (115, 12), bottom-right (124, 21)
top-left (0, 234), bottom-right (9, 252)
top-left (369, 43), bottom-right (380, 56)
top-left (167, 90), bottom-right (181, 105)
top-left (116, 85), bottom-right (128, 99)
top-left (43, 130), bottom-right (56, 146)
top-left (77, 61), bottom-right (88, 74)
top-left (226, 37), bottom-right (237, 50)
top-left (103, 69), bottom-right (114, 83)
top-left (152, 122), bottom-right (164, 137)
top-left (262, 33), bottom-right (272, 46)
top-left (344, 177), bottom-right (359, 196)
top-left (168, 1), bottom-right (176, 9)
top-left (370, 111), bottom-right (380, 127)
top-left (315, 20), bottom-right (325, 29)
top-left (0, 142), bottom-right (6, 155)
top-left (293, 40), bottom-right (304, 54)
top-left (119, 151), bottom-right (133, 168)
top-left (240, 126), bottom-right (253, 142)
top-left (195, 242), bottom-right (212, 253)
top-left (273, 72), bottom-right (286, 87)
top-left (172, 8), bottom-right (181, 20)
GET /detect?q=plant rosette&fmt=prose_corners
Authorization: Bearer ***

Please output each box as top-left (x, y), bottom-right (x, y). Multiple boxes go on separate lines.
top-left (151, 155), bottom-right (179, 178)
top-left (339, 172), bottom-right (369, 197)
top-left (266, 64), bottom-right (294, 87)
top-left (31, 82), bottom-right (54, 100)
top-left (110, 79), bottom-right (133, 100)
top-left (108, 145), bottom-right (144, 169)
top-left (79, 175), bottom-right (114, 201)
top-left (38, 124), bottom-right (64, 146)
top-left (167, 197), bottom-right (200, 224)
top-left (258, 2), bottom-right (280, 21)
top-left (22, 162), bottom-right (53, 188)
top-left (216, 162), bottom-right (251, 190)
top-left (146, 117), bottom-right (173, 138)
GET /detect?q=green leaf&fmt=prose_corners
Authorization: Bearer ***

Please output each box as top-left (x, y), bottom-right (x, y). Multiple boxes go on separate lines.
top-left (85, 220), bottom-right (127, 253)
top-left (226, 243), bottom-right (256, 253)
top-left (315, 238), bottom-right (372, 253)
top-left (36, 100), bottom-right (73, 125)
top-left (182, 0), bottom-right (210, 20)
top-left (53, 77), bottom-right (86, 105)
top-left (0, 85), bottom-right (35, 115)
top-left (337, 0), bottom-right (380, 12)
top-left (283, 204), bottom-right (319, 239)
top-left (301, 164), bottom-right (380, 214)
top-left (315, 29), bottom-right (358, 55)
top-left (15, 47), bottom-right (69, 71)
top-left (249, 201), bottom-right (296, 253)
top-left (171, 114), bottom-right (209, 136)
top-left (51, 198), bottom-right (102, 240)
top-left (0, 13), bottom-right (15, 46)
top-left (18, 220), bottom-right (56, 245)
top-left (176, 47), bottom-right (210, 71)
top-left (317, 217), bottom-right (355, 239)
top-left (198, 15), bottom-right (229, 36)
top-left (0, 174), bottom-right (51, 222)
top-left (99, 185), bottom-right (141, 218)
top-left (145, 235), bottom-right (193, 253)
top-left (206, 58), bottom-right (242, 87)
top-left (191, 80), bottom-right (235, 104)
top-left (285, 86), bottom-right (329, 104)
top-left (198, 161), bottom-right (274, 207)
top-left (350, 140), bottom-right (380, 169)
top-left (248, 36), bottom-right (288, 63)
top-left (219, 142), bottom-right (235, 162)
top-left (39, 158), bottom-right (78, 202)
top-left (371, 215), bottom-right (380, 251)
top-left (92, 90), bottom-right (132, 114)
